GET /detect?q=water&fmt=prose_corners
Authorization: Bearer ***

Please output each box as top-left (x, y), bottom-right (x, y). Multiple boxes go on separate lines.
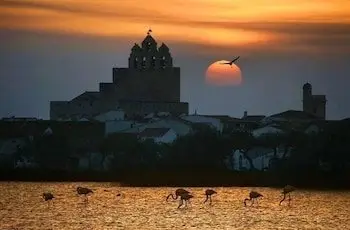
top-left (0, 182), bottom-right (349, 229)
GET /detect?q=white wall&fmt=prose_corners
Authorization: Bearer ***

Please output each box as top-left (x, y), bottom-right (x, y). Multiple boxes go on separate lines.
top-left (230, 147), bottom-right (286, 171)
top-left (252, 126), bottom-right (284, 138)
top-left (155, 129), bottom-right (177, 143)
top-left (122, 118), bottom-right (192, 136)
top-left (95, 110), bottom-right (125, 122)
top-left (304, 124), bottom-right (320, 135)
top-left (105, 120), bottom-right (136, 136)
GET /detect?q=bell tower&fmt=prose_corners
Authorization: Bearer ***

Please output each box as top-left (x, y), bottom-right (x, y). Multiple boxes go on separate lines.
top-left (128, 29), bottom-right (173, 70)
top-left (302, 82), bottom-right (327, 119)
top-left (128, 43), bottom-right (142, 69)
top-left (302, 82), bottom-right (312, 112)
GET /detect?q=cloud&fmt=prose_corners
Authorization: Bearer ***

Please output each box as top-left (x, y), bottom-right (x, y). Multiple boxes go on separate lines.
top-left (1, 0), bottom-right (350, 55)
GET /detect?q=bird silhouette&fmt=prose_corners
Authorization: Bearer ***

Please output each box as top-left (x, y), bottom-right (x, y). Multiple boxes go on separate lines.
top-left (166, 188), bottom-right (190, 201)
top-left (279, 185), bottom-right (296, 205)
top-left (204, 189), bottom-right (217, 205)
top-left (77, 186), bottom-right (93, 202)
top-left (42, 192), bottom-right (54, 206)
top-left (178, 193), bottom-right (194, 209)
top-left (220, 56), bottom-right (240, 67)
top-left (244, 191), bottom-right (263, 207)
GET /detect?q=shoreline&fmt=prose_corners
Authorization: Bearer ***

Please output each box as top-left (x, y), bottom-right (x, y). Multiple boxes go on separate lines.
top-left (1, 169), bottom-right (349, 190)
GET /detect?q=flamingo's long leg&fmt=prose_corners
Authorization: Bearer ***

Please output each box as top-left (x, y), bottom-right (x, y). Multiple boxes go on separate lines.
top-left (204, 195), bottom-right (208, 203)
top-left (177, 199), bottom-right (183, 209)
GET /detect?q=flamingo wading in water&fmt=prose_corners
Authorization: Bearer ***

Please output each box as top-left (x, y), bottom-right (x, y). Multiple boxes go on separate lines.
top-left (77, 186), bottom-right (93, 202)
top-left (204, 189), bottom-right (217, 205)
top-left (42, 192), bottom-right (54, 206)
top-left (178, 193), bottom-right (194, 209)
top-left (244, 191), bottom-right (263, 206)
top-left (279, 185), bottom-right (296, 205)
top-left (166, 188), bottom-right (190, 201)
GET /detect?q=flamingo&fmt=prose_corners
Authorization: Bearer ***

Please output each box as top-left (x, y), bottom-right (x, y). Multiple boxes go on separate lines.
top-left (166, 188), bottom-right (190, 201)
top-left (42, 192), bottom-right (54, 206)
top-left (279, 185), bottom-right (296, 205)
top-left (244, 191), bottom-right (263, 207)
top-left (77, 186), bottom-right (93, 202)
top-left (178, 193), bottom-right (194, 209)
top-left (204, 189), bottom-right (217, 205)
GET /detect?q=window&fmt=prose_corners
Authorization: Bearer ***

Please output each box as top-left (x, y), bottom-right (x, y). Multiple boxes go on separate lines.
top-left (142, 57), bottom-right (146, 68)
top-left (151, 56), bottom-right (156, 68)
top-left (134, 58), bottom-right (138, 67)
top-left (160, 56), bottom-right (166, 68)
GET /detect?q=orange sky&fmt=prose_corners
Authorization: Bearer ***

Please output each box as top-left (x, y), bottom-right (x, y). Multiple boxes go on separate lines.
top-left (1, 0), bottom-right (350, 51)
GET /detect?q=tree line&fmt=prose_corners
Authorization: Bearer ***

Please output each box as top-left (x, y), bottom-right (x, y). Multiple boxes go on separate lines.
top-left (10, 120), bottom-right (350, 176)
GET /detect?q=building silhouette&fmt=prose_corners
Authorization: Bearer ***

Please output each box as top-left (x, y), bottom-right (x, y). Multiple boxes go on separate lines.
top-left (50, 31), bottom-right (189, 120)
top-left (302, 83), bottom-right (326, 119)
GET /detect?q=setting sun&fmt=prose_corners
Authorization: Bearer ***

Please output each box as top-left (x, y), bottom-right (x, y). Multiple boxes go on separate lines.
top-left (205, 60), bottom-right (243, 86)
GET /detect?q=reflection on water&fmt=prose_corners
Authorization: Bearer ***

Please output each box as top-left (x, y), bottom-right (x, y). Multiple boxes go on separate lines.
top-left (0, 182), bottom-right (349, 229)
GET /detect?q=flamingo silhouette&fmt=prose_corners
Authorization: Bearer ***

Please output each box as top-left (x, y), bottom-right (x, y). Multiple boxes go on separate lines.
top-left (204, 189), bottom-right (217, 205)
top-left (42, 192), bottom-right (54, 206)
top-left (244, 191), bottom-right (263, 207)
top-left (178, 193), bottom-right (194, 209)
top-left (77, 186), bottom-right (93, 202)
top-left (166, 188), bottom-right (190, 201)
top-left (279, 185), bottom-right (296, 205)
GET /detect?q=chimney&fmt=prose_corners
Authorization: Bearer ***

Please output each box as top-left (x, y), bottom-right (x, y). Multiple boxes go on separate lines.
top-left (243, 111), bottom-right (248, 118)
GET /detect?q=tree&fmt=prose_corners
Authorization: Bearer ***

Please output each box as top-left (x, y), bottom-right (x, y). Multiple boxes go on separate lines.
top-left (34, 134), bottom-right (71, 170)
top-left (229, 131), bottom-right (257, 170)
top-left (165, 129), bottom-right (232, 170)
top-left (257, 133), bottom-right (284, 157)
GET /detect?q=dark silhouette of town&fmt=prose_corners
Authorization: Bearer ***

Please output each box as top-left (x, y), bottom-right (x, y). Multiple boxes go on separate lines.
top-left (1, 31), bottom-right (349, 189)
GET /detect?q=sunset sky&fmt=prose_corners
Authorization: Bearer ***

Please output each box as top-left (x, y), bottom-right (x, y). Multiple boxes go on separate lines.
top-left (1, 0), bottom-right (350, 119)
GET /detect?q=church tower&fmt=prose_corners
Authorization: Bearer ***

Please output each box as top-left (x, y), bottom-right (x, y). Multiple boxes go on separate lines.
top-left (50, 30), bottom-right (189, 121)
top-left (128, 30), bottom-right (173, 70)
top-left (302, 83), bottom-right (327, 119)
top-left (302, 82), bottom-right (312, 112)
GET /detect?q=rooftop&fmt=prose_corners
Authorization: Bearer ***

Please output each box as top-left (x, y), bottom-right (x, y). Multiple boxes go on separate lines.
top-left (269, 110), bottom-right (320, 120)
top-left (139, 128), bottom-right (171, 138)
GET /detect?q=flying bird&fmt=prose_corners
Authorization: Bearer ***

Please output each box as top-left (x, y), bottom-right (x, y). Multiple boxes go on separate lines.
top-left (166, 188), bottom-right (190, 201)
top-left (279, 185), bottom-right (296, 205)
top-left (244, 191), bottom-right (263, 207)
top-left (220, 56), bottom-right (240, 67)
top-left (204, 189), bottom-right (217, 205)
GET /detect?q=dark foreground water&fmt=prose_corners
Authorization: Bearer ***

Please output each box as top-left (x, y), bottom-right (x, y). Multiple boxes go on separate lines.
top-left (0, 182), bottom-right (349, 229)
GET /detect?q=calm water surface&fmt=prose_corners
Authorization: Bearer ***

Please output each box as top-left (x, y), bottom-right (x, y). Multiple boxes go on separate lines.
top-left (0, 182), bottom-right (349, 230)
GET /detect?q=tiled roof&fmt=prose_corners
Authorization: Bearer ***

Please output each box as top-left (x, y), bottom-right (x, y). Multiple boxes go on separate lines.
top-left (269, 110), bottom-right (319, 120)
top-left (242, 115), bottom-right (266, 122)
top-left (203, 115), bottom-right (242, 122)
top-left (139, 128), bottom-right (170, 138)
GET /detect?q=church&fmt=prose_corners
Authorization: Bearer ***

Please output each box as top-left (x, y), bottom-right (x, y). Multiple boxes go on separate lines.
top-left (50, 31), bottom-right (189, 120)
